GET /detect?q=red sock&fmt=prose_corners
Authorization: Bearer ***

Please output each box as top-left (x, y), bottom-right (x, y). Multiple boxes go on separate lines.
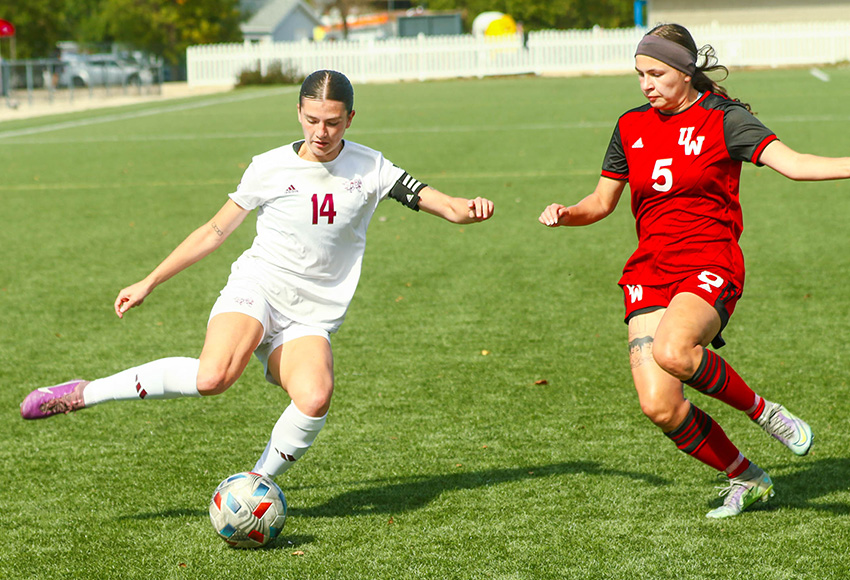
top-left (746, 396), bottom-right (766, 421)
top-left (665, 403), bottom-right (743, 473)
top-left (727, 457), bottom-right (751, 478)
top-left (686, 348), bottom-right (757, 412)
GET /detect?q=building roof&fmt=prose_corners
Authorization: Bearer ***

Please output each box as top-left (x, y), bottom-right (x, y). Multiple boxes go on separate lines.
top-left (241, 0), bottom-right (321, 35)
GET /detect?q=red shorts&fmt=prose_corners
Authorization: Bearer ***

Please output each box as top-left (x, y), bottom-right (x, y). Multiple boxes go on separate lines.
top-left (620, 269), bottom-right (742, 348)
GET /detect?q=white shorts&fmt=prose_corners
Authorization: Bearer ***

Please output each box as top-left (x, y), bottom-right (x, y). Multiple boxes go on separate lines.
top-left (208, 282), bottom-right (330, 385)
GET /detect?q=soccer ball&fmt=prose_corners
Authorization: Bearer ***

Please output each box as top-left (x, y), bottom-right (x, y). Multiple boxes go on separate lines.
top-left (209, 472), bottom-right (287, 548)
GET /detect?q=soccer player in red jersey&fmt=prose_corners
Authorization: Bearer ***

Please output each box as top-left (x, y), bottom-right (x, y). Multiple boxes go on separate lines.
top-left (540, 23), bottom-right (850, 518)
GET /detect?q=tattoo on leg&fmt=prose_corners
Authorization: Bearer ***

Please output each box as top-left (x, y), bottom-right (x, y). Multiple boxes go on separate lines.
top-left (211, 222), bottom-right (224, 236)
top-left (629, 336), bottom-right (654, 369)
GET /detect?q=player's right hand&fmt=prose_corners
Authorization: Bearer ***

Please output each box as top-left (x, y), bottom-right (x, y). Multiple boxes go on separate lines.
top-left (113, 281), bottom-right (152, 318)
top-left (538, 204), bottom-right (571, 227)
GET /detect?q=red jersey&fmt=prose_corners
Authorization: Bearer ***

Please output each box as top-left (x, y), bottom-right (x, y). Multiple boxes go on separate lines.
top-left (601, 92), bottom-right (777, 290)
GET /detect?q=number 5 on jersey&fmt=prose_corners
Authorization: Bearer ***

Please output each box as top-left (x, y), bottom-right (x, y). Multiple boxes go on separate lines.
top-left (312, 193), bottom-right (337, 224)
top-left (651, 158), bottom-right (673, 192)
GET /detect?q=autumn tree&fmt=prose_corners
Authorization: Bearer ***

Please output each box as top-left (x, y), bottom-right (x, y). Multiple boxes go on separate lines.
top-left (425, 0), bottom-right (635, 31)
top-left (314, 0), bottom-right (383, 39)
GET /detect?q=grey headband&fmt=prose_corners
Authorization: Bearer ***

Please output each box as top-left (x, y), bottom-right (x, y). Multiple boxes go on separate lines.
top-left (635, 35), bottom-right (697, 76)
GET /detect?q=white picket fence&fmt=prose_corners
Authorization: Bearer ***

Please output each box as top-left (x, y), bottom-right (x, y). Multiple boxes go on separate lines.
top-left (186, 21), bottom-right (850, 87)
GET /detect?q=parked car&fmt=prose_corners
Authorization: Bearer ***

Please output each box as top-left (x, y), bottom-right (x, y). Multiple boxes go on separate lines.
top-left (58, 54), bottom-right (153, 88)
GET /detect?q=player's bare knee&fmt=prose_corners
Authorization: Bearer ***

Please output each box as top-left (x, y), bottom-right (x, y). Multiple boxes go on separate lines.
top-left (196, 366), bottom-right (234, 396)
top-left (639, 399), bottom-right (678, 430)
top-left (298, 391), bottom-right (333, 417)
top-left (291, 383), bottom-right (334, 417)
top-left (651, 340), bottom-right (691, 380)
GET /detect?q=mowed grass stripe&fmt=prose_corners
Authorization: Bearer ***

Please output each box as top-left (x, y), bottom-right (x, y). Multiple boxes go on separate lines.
top-left (0, 86), bottom-right (299, 140)
top-left (4, 114), bottom-right (850, 146)
top-left (0, 169), bottom-right (602, 192)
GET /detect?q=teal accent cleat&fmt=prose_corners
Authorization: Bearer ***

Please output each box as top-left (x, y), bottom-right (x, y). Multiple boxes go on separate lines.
top-left (706, 463), bottom-right (774, 519)
top-left (756, 402), bottom-right (813, 456)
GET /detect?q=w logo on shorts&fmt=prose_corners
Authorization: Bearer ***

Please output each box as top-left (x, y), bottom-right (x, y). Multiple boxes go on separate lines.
top-left (626, 284), bottom-right (644, 304)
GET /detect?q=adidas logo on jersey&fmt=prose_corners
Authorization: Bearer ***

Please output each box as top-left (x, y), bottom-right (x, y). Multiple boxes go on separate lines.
top-left (402, 173), bottom-right (423, 191)
top-left (275, 448), bottom-right (297, 462)
top-left (632, 138), bottom-right (644, 149)
top-left (285, 184), bottom-right (298, 194)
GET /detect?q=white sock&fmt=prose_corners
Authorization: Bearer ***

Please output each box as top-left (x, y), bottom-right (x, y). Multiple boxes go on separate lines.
top-left (83, 357), bottom-right (201, 407)
top-left (254, 402), bottom-right (327, 478)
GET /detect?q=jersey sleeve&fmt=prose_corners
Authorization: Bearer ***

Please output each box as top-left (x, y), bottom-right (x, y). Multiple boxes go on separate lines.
top-left (723, 103), bottom-right (778, 166)
top-left (378, 155), bottom-right (426, 211)
top-left (228, 161), bottom-right (265, 210)
top-left (601, 122), bottom-right (629, 180)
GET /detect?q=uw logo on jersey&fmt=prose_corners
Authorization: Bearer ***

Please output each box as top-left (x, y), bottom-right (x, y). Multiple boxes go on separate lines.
top-left (626, 284), bottom-right (643, 304)
top-left (678, 127), bottom-right (705, 156)
top-left (345, 178), bottom-right (363, 194)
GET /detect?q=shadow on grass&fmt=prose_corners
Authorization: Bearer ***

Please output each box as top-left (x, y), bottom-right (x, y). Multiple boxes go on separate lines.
top-left (116, 510), bottom-right (315, 551)
top-left (248, 534), bottom-right (316, 552)
top-left (291, 461), bottom-right (666, 518)
top-left (705, 457), bottom-right (850, 515)
top-left (770, 457), bottom-right (850, 514)
top-left (119, 508), bottom-right (207, 520)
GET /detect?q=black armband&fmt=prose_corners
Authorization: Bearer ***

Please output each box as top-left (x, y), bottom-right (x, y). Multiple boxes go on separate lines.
top-left (388, 172), bottom-right (427, 211)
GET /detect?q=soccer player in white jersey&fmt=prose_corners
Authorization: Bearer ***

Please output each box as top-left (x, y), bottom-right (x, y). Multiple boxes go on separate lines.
top-left (21, 70), bottom-right (494, 481)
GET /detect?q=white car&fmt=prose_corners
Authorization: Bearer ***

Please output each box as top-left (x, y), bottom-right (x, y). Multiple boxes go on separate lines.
top-left (59, 54), bottom-right (153, 88)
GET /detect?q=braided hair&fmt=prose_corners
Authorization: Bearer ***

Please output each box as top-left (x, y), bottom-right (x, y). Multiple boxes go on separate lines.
top-left (299, 70), bottom-right (354, 114)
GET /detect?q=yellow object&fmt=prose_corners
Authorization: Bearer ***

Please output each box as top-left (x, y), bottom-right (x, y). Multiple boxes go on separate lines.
top-left (472, 12), bottom-right (517, 37)
top-left (485, 14), bottom-right (517, 37)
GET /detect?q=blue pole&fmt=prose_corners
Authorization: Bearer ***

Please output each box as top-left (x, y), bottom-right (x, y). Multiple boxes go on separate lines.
top-left (634, 0), bottom-right (646, 27)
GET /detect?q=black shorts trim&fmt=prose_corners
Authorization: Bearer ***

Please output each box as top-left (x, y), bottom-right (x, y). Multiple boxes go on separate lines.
top-left (624, 305), bottom-right (665, 325)
top-left (623, 293), bottom-right (733, 350)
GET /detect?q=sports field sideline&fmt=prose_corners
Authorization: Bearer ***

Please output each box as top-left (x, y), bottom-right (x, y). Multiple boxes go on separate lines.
top-left (0, 81), bottom-right (232, 122)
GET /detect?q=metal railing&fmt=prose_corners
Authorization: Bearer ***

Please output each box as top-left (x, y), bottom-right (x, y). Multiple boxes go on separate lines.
top-left (1, 57), bottom-right (163, 109)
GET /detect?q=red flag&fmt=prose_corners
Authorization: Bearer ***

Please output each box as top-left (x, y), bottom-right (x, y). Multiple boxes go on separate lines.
top-left (0, 20), bottom-right (15, 37)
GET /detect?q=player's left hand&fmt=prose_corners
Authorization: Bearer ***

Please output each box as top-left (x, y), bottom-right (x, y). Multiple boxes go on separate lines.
top-left (467, 197), bottom-right (494, 221)
top-left (538, 203), bottom-right (571, 227)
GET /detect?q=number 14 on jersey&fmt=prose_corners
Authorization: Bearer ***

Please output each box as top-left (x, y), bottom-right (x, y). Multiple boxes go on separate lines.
top-left (312, 194), bottom-right (337, 224)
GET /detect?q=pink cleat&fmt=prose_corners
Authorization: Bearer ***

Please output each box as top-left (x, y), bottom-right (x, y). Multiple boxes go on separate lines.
top-left (20, 380), bottom-right (89, 420)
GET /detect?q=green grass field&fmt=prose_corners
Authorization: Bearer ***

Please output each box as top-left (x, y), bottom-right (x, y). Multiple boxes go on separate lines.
top-left (2, 68), bottom-right (850, 579)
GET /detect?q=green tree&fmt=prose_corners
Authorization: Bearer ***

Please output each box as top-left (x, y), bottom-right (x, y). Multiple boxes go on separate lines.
top-left (0, 0), bottom-right (70, 58)
top-left (88, 0), bottom-right (243, 64)
top-left (0, 0), bottom-right (242, 61)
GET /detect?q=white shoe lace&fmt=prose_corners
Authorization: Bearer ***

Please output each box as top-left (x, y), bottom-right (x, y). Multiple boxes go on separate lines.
top-left (40, 382), bottom-right (87, 414)
top-left (715, 478), bottom-right (749, 510)
top-left (763, 406), bottom-right (795, 440)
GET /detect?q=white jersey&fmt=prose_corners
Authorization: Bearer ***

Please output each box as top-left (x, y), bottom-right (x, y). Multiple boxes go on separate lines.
top-left (227, 140), bottom-right (424, 332)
